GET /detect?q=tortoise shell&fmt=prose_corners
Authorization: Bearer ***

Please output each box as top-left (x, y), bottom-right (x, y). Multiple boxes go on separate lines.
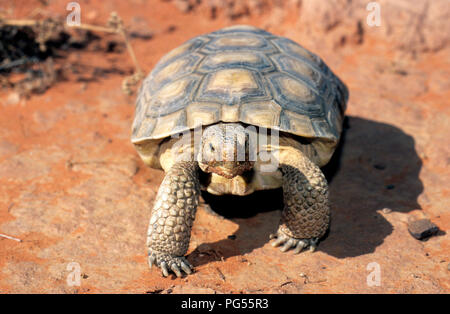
top-left (132, 25), bottom-right (348, 167)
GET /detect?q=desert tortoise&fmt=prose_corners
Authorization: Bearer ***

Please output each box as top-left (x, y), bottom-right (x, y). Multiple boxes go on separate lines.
top-left (132, 25), bottom-right (348, 277)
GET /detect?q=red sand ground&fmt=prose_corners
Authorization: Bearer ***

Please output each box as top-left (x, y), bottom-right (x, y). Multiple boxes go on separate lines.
top-left (0, 0), bottom-right (449, 293)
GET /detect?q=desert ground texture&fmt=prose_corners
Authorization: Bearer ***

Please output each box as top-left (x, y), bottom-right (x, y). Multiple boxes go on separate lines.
top-left (0, 0), bottom-right (449, 293)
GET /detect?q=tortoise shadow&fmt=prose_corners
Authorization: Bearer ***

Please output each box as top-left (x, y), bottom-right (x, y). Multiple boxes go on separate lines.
top-left (189, 116), bottom-right (423, 266)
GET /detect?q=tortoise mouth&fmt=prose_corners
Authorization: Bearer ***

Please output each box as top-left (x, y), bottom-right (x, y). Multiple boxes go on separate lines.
top-left (198, 161), bottom-right (254, 179)
top-left (214, 167), bottom-right (239, 179)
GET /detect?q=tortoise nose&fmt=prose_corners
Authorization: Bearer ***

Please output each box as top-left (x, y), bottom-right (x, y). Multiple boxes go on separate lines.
top-left (223, 161), bottom-right (236, 169)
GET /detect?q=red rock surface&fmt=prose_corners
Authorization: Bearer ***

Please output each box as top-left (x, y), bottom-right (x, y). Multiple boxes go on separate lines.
top-left (0, 0), bottom-right (449, 293)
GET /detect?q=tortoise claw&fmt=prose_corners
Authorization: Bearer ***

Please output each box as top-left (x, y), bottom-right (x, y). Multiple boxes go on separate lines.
top-left (270, 231), bottom-right (319, 254)
top-left (148, 250), bottom-right (195, 277)
top-left (293, 240), bottom-right (308, 254)
top-left (161, 262), bottom-right (169, 277)
top-left (170, 264), bottom-right (182, 277)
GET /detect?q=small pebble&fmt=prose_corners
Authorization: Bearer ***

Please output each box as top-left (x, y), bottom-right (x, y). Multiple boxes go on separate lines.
top-left (408, 219), bottom-right (439, 240)
top-left (373, 163), bottom-right (386, 170)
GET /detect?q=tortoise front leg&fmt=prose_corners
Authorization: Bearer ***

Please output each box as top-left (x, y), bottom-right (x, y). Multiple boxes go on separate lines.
top-left (147, 161), bottom-right (200, 277)
top-left (271, 148), bottom-right (330, 253)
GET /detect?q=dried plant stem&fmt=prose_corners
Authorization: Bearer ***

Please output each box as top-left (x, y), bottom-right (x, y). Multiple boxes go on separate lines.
top-left (0, 233), bottom-right (22, 242)
top-left (69, 23), bottom-right (117, 34)
top-left (1, 19), bottom-right (38, 27)
top-left (122, 30), bottom-right (143, 76)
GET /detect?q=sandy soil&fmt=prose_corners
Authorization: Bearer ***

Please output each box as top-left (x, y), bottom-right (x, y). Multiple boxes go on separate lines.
top-left (0, 0), bottom-right (449, 293)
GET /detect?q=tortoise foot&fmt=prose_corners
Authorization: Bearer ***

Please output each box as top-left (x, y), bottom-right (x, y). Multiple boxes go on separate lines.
top-left (269, 230), bottom-right (319, 254)
top-left (148, 250), bottom-right (194, 277)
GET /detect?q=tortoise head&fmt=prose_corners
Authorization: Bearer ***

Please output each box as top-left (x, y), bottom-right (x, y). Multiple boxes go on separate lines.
top-left (198, 123), bottom-right (255, 179)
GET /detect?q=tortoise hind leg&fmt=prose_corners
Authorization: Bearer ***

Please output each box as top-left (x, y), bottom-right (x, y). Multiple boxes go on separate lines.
top-left (147, 161), bottom-right (200, 277)
top-left (270, 147), bottom-right (330, 253)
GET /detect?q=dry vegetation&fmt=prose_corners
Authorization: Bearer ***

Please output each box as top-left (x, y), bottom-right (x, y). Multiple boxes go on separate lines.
top-left (0, 11), bottom-right (144, 97)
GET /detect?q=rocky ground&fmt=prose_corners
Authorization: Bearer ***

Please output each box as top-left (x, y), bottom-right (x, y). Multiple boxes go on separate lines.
top-left (0, 0), bottom-right (449, 293)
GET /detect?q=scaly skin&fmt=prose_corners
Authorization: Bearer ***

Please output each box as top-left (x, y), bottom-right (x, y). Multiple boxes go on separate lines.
top-left (270, 147), bottom-right (330, 253)
top-left (147, 161), bottom-right (200, 277)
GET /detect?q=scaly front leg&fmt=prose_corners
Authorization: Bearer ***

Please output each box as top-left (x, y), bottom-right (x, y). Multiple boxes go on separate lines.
top-left (147, 161), bottom-right (200, 277)
top-left (271, 148), bottom-right (330, 253)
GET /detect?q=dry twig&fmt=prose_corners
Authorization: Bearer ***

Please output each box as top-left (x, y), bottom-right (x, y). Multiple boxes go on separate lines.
top-left (0, 233), bottom-right (22, 242)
